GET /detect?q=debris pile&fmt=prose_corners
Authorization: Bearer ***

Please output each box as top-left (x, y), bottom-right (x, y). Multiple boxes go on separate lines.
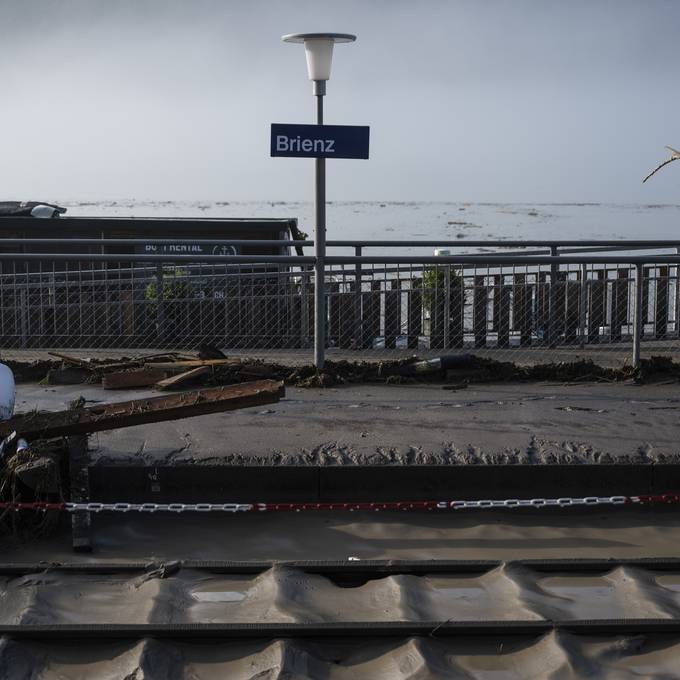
top-left (5, 352), bottom-right (680, 390)
top-left (0, 379), bottom-right (285, 542)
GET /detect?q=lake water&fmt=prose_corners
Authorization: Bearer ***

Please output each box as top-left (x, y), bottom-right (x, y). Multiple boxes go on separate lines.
top-left (59, 200), bottom-right (680, 254)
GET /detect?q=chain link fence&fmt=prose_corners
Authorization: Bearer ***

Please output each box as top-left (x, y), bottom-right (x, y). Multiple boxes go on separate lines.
top-left (326, 258), bottom-right (679, 365)
top-left (0, 246), bottom-right (679, 366)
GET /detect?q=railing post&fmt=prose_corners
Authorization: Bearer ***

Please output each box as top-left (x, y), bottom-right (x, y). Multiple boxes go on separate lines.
top-left (579, 264), bottom-right (588, 348)
top-left (155, 264), bottom-right (165, 344)
top-left (300, 269), bottom-right (310, 347)
top-left (473, 274), bottom-right (487, 348)
top-left (443, 265), bottom-right (451, 348)
top-left (633, 263), bottom-right (643, 368)
top-left (676, 247), bottom-right (680, 339)
top-left (548, 246), bottom-right (558, 348)
top-left (19, 287), bottom-right (28, 348)
top-left (353, 246), bottom-right (362, 349)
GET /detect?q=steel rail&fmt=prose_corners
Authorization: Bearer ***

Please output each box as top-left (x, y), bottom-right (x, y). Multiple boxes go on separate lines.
top-left (1, 557), bottom-right (679, 576)
top-left (4, 619), bottom-right (680, 640)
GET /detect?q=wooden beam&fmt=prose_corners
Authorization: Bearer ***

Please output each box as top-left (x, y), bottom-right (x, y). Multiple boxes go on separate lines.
top-left (144, 359), bottom-right (240, 372)
top-left (102, 368), bottom-right (169, 390)
top-left (155, 366), bottom-right (210, 391)
top-left (0, 381), bottom-right (284, 439)
top-left (48, 352), bottom-right (91, 367)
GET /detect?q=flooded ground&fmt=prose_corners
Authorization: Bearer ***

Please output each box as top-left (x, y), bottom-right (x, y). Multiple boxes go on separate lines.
top-left (4, 378), bottom-right (680, 677)
top-left (14, 381), bottom-right (680, 466)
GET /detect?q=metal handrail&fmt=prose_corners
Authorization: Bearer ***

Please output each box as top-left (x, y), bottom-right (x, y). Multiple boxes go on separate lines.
top-left (1, 238), bottom-right (680, 249)
top-left (0, 253), bottom-right (678, 265)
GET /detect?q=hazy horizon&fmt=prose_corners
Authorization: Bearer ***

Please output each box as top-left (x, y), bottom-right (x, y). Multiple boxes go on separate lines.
top-left (1, 0), bottom-right (679, 204)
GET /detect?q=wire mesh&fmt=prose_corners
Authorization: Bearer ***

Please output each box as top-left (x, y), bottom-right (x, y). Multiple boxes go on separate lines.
top-left (0, 251), bottom-right (679, 366)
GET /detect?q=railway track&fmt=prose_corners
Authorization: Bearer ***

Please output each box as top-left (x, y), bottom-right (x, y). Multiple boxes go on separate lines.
top-left (3, 558), bottom-right (680, 676)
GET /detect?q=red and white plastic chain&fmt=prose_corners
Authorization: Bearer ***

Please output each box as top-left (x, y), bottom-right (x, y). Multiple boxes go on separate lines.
top-left (2, 493), bottom-right (680, 513)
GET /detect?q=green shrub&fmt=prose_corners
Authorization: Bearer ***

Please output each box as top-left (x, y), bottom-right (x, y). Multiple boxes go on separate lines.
top-left (145, 268), bottom-right (191, 304)
top-left (421, 265), bottom-right (463, 311)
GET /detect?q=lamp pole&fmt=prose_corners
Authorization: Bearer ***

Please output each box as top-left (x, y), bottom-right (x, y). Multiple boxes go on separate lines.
top-left (313, 79), bottom-right (326, 368)
top-left (282, 33), bottom-right (356, 369)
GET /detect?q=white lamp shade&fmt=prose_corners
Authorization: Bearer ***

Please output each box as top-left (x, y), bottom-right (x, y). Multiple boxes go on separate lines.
top-left (282, 33), bottom-right (356, 82)
top-left (304, 38), bottom-right (334, 81)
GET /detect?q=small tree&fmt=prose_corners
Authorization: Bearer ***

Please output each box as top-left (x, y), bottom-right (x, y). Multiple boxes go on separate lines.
top-left (421, 265), bottom-right (463, 313)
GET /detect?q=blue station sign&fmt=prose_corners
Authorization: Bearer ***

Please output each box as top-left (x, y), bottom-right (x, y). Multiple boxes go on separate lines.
top-left (271, 123), bottom-right (370, 159)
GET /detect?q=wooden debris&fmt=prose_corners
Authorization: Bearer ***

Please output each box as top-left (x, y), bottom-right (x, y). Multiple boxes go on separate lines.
top-left (197, 344), bottom-right (227, 359)
top-left (144, 359), bottom-right (240, 372)
top-left (102, 368), bottom-right (169, 390)
top-left (48, 352), bottom-right (91, 367)
top-left (92, 361), bottom-right (145, 373)
top-left (155, 366), bottom-right (210, 391)
top-left (14, 455), bottom-right (60, 492)
top-left (0, 380), bottom-right (285, 439)
top-left (44, 367), bottom-right (90, 385)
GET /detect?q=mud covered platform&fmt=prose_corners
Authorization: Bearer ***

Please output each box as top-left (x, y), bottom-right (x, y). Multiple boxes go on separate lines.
top-left (12, 379), bottom-right (680, 467)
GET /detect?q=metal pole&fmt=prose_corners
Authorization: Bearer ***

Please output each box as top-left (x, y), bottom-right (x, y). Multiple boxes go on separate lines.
top-left (676, 246), bottom-right (680, 339)
top-left (633, 262), bottom-right (643, 368)
top-left (354, 245), bottom-right (362, 349)
top-left (443, 265), bottom-right (451, 348)
top-left (579, 263), bottom-right (588, 348)
top-left (548, 245), bottom-right (558, 347)
top-left (313, 80), bottom-right (326, 368)
top-left (156, 264), bottom-right (165, 343)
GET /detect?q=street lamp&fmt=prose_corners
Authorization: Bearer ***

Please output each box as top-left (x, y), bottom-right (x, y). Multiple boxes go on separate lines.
top-left (282, 32), bottom-right (356, 368)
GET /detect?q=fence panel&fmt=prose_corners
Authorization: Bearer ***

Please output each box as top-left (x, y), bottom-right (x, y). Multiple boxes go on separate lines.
top-left (0, 245), bottom-right (679, 366)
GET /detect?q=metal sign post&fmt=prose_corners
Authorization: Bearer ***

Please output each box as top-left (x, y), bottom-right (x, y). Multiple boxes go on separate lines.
top-left (279, 32), bottom-right (364, 368)
top-left (314, 84), bottom-right (327, 369)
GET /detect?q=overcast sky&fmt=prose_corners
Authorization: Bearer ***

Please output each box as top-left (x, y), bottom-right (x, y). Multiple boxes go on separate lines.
top-left (1, 0), bottom-right (679, 203)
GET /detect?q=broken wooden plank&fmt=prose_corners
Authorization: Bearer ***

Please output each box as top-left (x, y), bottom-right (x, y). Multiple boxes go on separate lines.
top-left (48, 352), bottom-right (92, 367)
top-left (102, 368), bottom-right (169, 390)
top-left (92, 361), bottom-right (145, 373)
top-left (155, 366), bottom-right (210, 391)
top-left (0, 381), bottom-right (284, 440)
top-left (44, 367), bottom-right (90, 385)
top-left (144, 359), bottom-right (241, 372)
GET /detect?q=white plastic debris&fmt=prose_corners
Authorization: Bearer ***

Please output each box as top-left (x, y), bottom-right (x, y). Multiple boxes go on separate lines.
top-left (30, 204), bottom-right (61, 218)
top-left (0, 363), bottom-right (15, 420)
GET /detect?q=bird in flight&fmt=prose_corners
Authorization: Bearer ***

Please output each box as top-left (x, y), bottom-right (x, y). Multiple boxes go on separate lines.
top-left (643, 146), bottom-right (680, 183)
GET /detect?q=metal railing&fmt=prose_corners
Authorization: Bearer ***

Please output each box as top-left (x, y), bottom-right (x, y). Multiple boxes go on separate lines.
top-left (1, 239), bottom-right (679, 367)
